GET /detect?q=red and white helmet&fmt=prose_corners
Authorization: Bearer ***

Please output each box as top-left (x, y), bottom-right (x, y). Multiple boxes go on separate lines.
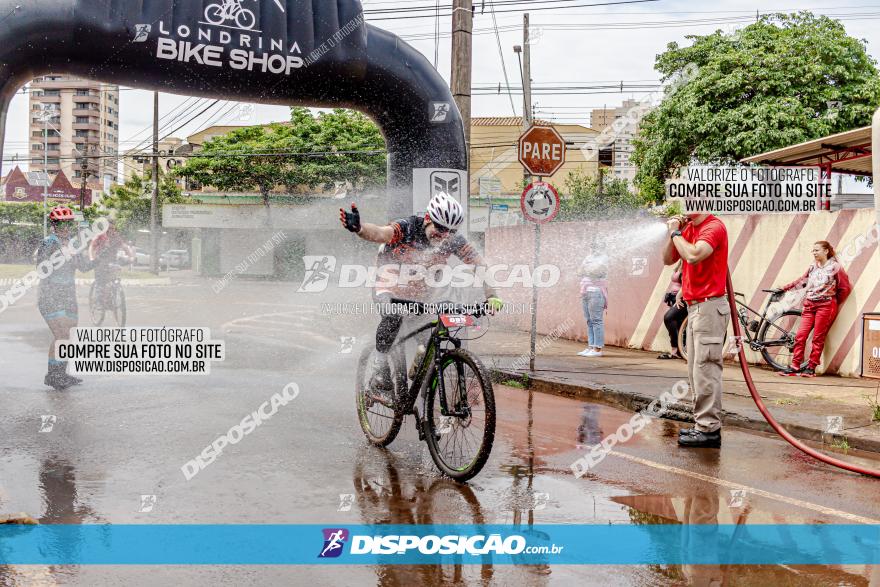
top-left (48, 205), bottom-right (75, 222)
top-left (427, 192), bottom-right (464, 230)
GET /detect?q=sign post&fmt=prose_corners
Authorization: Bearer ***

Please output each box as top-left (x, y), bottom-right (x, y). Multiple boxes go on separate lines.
top-left (521, 181), bottom-right (561, 372)
top-left (517, 125), bottom-right (566, 372)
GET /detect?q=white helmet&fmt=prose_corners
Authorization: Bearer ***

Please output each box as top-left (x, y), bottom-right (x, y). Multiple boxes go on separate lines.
top-left (427, 192), bottom-right (464, 230)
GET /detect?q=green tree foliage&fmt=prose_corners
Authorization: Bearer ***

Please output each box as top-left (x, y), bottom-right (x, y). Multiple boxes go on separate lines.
top-left (176, 107), bottom-right (386, 203)
top-left (0, 202), bottom-right (44, 262)
top-left (558, 169), bottom-right (645, 220)
top-left (100, 171), bottom-right (192, 235)
top-left (632, 12), bottom-right (880, 201)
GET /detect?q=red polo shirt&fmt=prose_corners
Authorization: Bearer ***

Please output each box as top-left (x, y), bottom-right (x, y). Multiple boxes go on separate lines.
top-left (677, 215), bottom-right (728, 301)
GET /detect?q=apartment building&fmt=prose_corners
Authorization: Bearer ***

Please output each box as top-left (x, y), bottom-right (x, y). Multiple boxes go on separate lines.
top-left (589, 99), bottom-right (651, 182)
top-left (28, 75), bottom-right (120, 190)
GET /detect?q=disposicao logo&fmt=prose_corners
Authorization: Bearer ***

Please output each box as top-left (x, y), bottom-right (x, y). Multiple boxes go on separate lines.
top-left (319, 528), bottom-right (349, 558)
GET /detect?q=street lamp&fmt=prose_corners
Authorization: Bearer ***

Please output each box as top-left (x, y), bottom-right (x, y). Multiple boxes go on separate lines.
top-left (39, 103), bottom-right (59, 238)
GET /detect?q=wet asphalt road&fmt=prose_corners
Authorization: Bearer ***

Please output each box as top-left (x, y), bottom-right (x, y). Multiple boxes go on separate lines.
top-left (2, 277), bottom-right (880, 586)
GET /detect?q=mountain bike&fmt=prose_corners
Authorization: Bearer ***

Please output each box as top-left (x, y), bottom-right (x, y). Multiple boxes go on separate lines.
top-left (355, 299), bottom-right (496, 482)
top-left (680, 289), bottom-right (802, 371)
top-left (205, 0), bottom-right (256, 30)
top-left (89, 263), bottom-right (126, 327)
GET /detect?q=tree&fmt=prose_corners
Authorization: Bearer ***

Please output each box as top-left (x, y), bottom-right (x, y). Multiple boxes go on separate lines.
top-left (175, 107), bottom-right (386, 203)
top-left (631, 12), bottom-right (880, 201)
top-left (100, 170), bottom-right (193, 235)
top-left (558, 169), bottom-right (645, 220)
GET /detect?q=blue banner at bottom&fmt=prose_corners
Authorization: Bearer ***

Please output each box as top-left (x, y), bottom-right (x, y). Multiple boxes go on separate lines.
top-left (0, 524), bottom-right (878, 565)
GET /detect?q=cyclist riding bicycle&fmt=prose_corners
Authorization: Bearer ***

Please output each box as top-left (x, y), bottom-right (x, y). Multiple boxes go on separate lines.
top-left (89, 219), bottom-right (134, 306)
top-left (339, 193), bottom-right (503, 393)
top-left (36, 205), bottom-right (89, 390)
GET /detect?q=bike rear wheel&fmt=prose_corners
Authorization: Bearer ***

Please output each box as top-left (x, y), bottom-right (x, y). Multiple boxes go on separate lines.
top-left (89, 282), bottom-right (105, 326)
top-left (423, 349), bottom-right (495, 482)
top-left (204, 4), bottom-right (225, 25)
top-left (356, 345), bottom-right (407, 447)
top-left (758, 310), bottom-right (803, 371)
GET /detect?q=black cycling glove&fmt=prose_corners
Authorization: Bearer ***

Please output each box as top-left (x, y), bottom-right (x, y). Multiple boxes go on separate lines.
top-left (339, 203), bottom-right (361, 233)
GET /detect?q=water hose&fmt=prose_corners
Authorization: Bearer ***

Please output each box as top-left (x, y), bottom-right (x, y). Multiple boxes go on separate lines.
top-left (726, 270), bottom-right (880, 478)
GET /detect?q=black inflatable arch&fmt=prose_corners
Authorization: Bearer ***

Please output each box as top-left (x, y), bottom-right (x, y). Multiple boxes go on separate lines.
top-left (0, 0), bottom-right (467, 217)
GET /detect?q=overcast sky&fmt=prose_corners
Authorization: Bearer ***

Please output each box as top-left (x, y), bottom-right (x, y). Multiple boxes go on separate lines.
top-left (4, 0), bottom-right (880, 187)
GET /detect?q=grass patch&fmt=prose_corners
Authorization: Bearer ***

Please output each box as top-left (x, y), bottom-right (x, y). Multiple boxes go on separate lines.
top-left (773, 398), bottom-right (800, 406)
top-left (498, 373), bottom-right (531, 389)
top-left (864, 394), bottom-right (880, 422)
top-left (830, 438), bottom-right (850, 453)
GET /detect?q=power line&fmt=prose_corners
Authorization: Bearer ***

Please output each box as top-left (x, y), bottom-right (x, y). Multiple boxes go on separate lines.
top-left (489, 1), bottom-right (518, 116)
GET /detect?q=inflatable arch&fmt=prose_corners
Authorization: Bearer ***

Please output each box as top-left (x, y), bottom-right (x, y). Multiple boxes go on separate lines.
top-left (0, 0), bottom-right (468, 217)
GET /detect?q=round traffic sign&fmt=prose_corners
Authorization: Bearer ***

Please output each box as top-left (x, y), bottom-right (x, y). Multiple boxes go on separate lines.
top-left (521, 182), bottom-right (560, 224)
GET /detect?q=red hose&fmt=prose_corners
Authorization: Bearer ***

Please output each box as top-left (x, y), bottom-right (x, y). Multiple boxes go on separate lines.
top-left (726, 270), bottom-right (880, 478)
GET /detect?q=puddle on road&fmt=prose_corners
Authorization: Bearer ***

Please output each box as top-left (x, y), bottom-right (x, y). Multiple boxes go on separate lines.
top-left (612, 492), bottom-right (879, 586)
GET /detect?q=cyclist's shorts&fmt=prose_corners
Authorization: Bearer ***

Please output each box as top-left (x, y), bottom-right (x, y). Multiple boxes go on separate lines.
top-left (38, 291), bottom-right (78, 323)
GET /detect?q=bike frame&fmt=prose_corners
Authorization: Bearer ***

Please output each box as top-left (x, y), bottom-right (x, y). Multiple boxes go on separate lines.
top-left (393, 318), bottom-right (467, 434)
top-left (734, 295), bottom-right (791, 346)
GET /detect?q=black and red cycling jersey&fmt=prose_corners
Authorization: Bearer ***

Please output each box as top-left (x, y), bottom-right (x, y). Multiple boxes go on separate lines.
top-left (375, 215), bottom-right (492, 300)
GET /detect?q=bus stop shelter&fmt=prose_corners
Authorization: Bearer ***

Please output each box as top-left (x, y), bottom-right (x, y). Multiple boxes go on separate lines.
top-left (741, 126), bottom-right (873, 210)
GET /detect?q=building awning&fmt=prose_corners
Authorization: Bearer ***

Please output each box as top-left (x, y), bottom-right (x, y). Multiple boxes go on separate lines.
top-left (740, 126), bottom-right (872, 176)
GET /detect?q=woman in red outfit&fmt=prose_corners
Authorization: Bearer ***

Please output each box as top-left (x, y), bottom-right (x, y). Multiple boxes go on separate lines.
top-left (777, 241), bottom-right (842, 377)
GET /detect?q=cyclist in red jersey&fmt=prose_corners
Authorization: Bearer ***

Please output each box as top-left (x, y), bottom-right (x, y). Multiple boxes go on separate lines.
top-left (340, 193), bottom-right (503, 393)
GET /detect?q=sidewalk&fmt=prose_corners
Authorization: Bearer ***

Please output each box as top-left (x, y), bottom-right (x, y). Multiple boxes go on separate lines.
top-left (473, 328), bottom-right (880, 454)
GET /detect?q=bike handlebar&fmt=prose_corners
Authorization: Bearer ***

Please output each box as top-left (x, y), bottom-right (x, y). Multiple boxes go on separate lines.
top-left (388, 298), bottom-right (490, 318)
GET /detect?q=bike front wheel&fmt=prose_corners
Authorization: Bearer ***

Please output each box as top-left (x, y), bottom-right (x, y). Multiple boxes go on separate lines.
top-left (112, 286), bottom-right (127, 327)
top-left (236, 9), bottom-right (256, 30)
top-left (757, 310), bottom-right (803, 371)
top-left (423, 349), bottom-right (495, 482)
top-left (355, 345), bottom-right (407, 447)
top-left (89, 282), bottom-right (105, 326)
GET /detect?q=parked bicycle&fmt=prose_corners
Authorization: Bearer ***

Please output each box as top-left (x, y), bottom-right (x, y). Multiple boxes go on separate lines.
top-left (89, 263), bottom-right (126, 327)
top-left (679, 289), bottom-right (802, 371)
top-left (204, 0), bottom-right (256, 30)
top-left (355, 299), bottom-right (496, 482)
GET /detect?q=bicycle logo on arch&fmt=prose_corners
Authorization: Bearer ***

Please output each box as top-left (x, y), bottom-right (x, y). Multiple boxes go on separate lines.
top-left (204, 0), bottom-right (259, 32)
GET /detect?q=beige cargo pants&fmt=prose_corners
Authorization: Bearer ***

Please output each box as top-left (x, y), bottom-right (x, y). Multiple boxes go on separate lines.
top-left (686, 297), bottom-right (730, 433)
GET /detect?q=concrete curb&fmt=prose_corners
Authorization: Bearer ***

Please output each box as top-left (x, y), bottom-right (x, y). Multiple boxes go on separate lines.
top-left (491, 368), bottom-right (880, 455)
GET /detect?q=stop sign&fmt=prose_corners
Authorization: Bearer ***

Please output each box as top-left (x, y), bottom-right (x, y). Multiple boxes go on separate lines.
top-left (518, 125), bottom-right (566, 177)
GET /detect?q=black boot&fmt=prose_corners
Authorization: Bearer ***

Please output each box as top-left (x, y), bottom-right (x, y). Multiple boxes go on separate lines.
top-left (56, 361), bottom-right (82, 386)
top-left (44, 363), bottom-right (72, 391)
top-left (678, 429), bottom-right (721, 448)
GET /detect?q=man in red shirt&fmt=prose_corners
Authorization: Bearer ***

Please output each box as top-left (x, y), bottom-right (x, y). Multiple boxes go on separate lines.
top-left (663, 214), bottom-right (730, 448)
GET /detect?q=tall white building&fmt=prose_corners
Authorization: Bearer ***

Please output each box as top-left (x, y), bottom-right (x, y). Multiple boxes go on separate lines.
top-left (590, 99), bottom-right (651, 182)
top-left (28, 74), bottom-right (120, 190)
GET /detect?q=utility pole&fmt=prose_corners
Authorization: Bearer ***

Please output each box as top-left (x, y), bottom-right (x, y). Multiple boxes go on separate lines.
top-left (150, 91), bottom-right (160, 275)
top-left (79, 157), bottom-right (89, 210)
top-left (42, 106), bottom-right (50, 238)
top-left (451, 0), bottom-right (473, 147)
top-left (522, 13), bottom-right (532, 132)
top-left (515, 14), bottom-right (534, 185)
top-left (451, 0), bottom-right (473, 233)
